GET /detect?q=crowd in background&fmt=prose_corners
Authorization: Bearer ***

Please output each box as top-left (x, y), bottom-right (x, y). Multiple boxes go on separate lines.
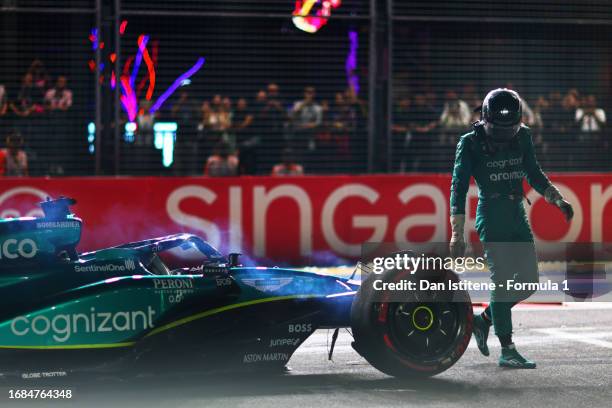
top-left (393, 84), bottom-right (609, 172)
top-left (165, 82), bottom-right (367, 176)
top-left (1, 63), bottom-right (609, 176)
top-left (0, 59), bottom-right (73, 176)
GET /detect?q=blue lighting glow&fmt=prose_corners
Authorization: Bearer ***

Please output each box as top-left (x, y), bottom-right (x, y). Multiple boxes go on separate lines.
top-left (87, 122), bottom-right (95, 154)
top-left (153, 122), bottom-right (178, 167)
top-left (124, 121), bottom-right (137, 143)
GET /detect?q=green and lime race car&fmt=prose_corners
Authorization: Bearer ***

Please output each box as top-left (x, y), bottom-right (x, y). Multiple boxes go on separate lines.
top-left (0, 197), bottom-right (472, 380)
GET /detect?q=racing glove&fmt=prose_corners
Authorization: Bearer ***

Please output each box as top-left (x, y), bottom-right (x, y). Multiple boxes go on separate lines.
top-left (449, 214), bottom-right (466, 258)
top-left (544, 185), bottom-right (574, 222)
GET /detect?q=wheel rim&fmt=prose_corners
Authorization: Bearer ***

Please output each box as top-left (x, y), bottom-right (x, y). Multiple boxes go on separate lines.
top-left (388, 302), bottom-right (462, 361)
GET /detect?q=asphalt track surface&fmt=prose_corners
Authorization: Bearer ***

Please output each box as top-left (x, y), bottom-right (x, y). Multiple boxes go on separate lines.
top-left (1, 303), bottom-right (611, 408)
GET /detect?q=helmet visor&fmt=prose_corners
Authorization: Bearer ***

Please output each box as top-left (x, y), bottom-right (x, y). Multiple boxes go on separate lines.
top-left (484, 122), bottom-right (520, 141)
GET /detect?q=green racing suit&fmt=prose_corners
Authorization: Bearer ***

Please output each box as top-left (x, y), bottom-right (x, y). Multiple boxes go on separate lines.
top-left (450, 122), bottom-right (552, 337)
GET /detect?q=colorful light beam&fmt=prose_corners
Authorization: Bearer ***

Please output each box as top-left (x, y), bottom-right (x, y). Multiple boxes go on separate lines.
top-left (88, 25), bottom-right (204, 121)
top-left (138, 43), bottom-right (156, 100)
top-left (89, 28), bottom-right (99, 50)
top-left (149, 57), bottom-right (205, 114)
top-left (345, 30), bottom-right (359, 94)
top-left (119, 20), bottom-right (128, 35)
top-left (292, 0), bottom-right (342, 34)
top-left (120, 76), bottom-right (138, 121)
top-left (130, 35), bottom-right (149, 90)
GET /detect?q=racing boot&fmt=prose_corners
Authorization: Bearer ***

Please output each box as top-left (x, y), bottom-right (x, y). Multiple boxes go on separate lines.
top-left (472, 314), bottom-right (490, 356)
top-left (499, 344), bottom-right (536, 369)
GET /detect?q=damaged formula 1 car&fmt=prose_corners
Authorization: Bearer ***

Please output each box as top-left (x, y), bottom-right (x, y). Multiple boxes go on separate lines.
top-left (0, 197), bottom-right (473, 380)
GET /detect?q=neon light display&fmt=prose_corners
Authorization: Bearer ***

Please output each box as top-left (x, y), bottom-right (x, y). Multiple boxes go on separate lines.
top-left (87, 23), bottom-right (205, 122)
top-left (149, 58), bottom-right (205, 114)
top-left (87, 23), bottom-right (203, 168)
top-left (140, 43), bottom-right (156, 100)
top-left (119, 20), bottom-right (128, 35)
top-left (153, 122), bottom-right (178, 167)
top-left (131, 35), bottom-right (149, 90)
top-left (87, 122), bottom-right (95, 154)
top-left (345, 30), bottom-right (359, 94)
top-left (292, 0), bottom-right (342, 34)
top-left (124, 122), bottom-right (137, 143)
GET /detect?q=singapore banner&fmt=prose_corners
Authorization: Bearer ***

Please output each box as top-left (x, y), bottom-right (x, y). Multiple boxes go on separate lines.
top-left (0, 174), bottom-right (610, 264)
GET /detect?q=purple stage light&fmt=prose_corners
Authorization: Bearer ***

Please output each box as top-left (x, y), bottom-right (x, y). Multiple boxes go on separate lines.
top-left (131, 35), bottom-right (149, 90)
top-left (149, 57), bottom-right (205, 114)
top-left (345, 30), bottom-right (359, 94)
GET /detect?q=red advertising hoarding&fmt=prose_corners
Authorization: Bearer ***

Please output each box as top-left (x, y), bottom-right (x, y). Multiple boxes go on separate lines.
top-left (0, 174), bottom-right (610, 263)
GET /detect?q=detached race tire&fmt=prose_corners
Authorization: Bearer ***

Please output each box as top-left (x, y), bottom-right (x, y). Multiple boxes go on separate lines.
top-left (350, 260), bottom-right (473, 378)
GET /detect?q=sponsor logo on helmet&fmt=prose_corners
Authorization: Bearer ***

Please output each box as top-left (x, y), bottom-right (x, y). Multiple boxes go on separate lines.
top-left (10, 306), bottom-right (156, 343)
top-left (0, 238), bottom-right (38, 259)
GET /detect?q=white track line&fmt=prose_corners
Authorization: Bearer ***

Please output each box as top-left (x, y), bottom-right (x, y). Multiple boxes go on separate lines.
top-left (533, 328), bottom-right (612, 349)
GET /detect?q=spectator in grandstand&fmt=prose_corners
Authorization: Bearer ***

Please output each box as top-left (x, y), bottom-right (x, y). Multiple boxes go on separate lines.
top-left (249, 89), bottom-right (279, 171)
top-left (254, 89), bottom-right (267, 111)
top-left (263, 83), bottom-right (287, 133)
top-left (311, 99), bottom-right (333, 162)
top-left (531, 96), bottom-right (548, 136)
top-left (204, 140), bottom-right (239, 177)
top-left (233, 98), bottom-right (258, 175)
top-left (251, 89), bottom-right (268, 136)
top-left (171, 90), bottom-right (200, 174)
top-left (0, 83), bottom-right (7, 117)
top-left (576, 95), bottom-right (606, 134)
top-left (271, 148), bottom-right (304, 176)
top-left (561, 89), bottom-right (580, 132)
top-left (11, 73), bottom-right (45, 175)
top-left (344, 86), bottom-right (367, 120)
top-left (576, 95), bottom-right (607, 169)
top-left (330, 91), bottom-right (356, 163)
top-left (412, 93), bottom-right (439, 171)
top-left (44, 76), bottom-right (73, 112)
top-left (439, 90), bottom-right (471, 131)
top-left (343, 87), bottom-right (368, 168)
top-left (198, 101), bottom-right (214, 132)
top-left (439, 90), bottom-right (471, 167)
top-left (290, 86), bottom-right (322, 155)
top-left (222, 96), bottom-right (235, 145)
top-left (196, 101), bottom-right (215, 167)
top-left (209, 94), bottom-right (232, 146)
top-left (413, 93), bottom-right (439, 133)
top-left (44, 75), bottom-right (73, 175)
top-left (27, 59), bottom-right (50, 100)
top-left (11, 73), bottom-right (41, 117)
top-left (233, 98), bottom-right (254, 142)
top-left (0, 132), bottom-right (28, 177)
top-left (267, 83), bottom-right (286, 110)
top-left (392, 96), bottom-right (414, 172)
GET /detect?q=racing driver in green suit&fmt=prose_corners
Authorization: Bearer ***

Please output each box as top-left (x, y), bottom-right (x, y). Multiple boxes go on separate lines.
top-left (449, 88), bottom-right (574, 369)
